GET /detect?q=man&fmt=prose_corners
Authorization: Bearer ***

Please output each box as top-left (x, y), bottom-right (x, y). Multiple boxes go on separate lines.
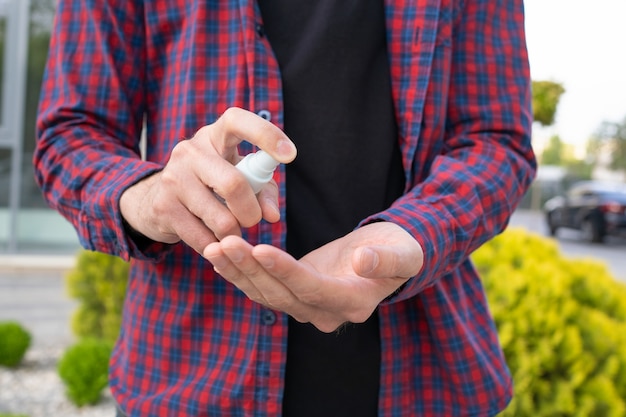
top-left (35, 0), bottom-right (536, 415)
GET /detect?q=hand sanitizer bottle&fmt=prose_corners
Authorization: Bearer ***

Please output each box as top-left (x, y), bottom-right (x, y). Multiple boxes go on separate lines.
top-left (235, 150), bottom-right (280, 194)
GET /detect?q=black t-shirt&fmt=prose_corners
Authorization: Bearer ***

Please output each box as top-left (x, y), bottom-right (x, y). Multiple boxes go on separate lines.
top-left (257, 1), bottom-right (405, 416)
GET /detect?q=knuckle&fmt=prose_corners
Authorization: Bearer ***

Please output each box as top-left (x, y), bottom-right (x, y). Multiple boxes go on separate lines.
top-left (151, 202), bottom-right (167, 220)
top-left (168, 141), bottom-right (200, 168)
top-left (345, 308), bottom-right (372, 325)
top-left (156, 223), bottom-right (171, 237)
top-left (212, 167), bottom-right (247, 199)
top-left (194, 124), bottom-right (212, 138)
top-left (256, 120), bottom-right (278, 141)
top-left (220, 173), bottom-right (246, 195)
top-left (159, 169), bottom-right (178, 188)
top-left (213, 215), bottom-right (240, 236)
top-left (220, 107), bottom-right (242, 127)
top-left (239, 209), bottom-right (262, 228)
top-left (151, 194), bottom-right (174, 219)
top-left (170, 140), bottom-right (191, 158)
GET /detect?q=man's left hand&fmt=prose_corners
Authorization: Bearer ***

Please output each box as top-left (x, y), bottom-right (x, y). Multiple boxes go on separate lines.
top-left (203, 222), bottom-right (423, 332)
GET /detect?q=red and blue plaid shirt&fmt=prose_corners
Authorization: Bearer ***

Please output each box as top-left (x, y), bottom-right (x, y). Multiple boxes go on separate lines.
top-left (35, 0), bottom-right (536, 415)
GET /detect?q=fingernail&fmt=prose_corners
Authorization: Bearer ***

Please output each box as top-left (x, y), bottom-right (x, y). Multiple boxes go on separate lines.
top-left (264, 197), bottom-right (279, 214)
top-left (360, 248), bottom-right (379, 274)
top-left (277, 139), bottom-right (297, 160)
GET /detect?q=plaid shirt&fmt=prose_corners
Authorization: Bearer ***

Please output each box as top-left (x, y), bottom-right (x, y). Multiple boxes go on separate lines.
top-left (35, 0), bottom-right (536, 415)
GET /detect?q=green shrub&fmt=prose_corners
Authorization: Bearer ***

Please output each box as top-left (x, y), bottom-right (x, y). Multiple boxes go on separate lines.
top-left (57, 338), bottom-right (113, 406)
top-left (0, 321), bottom-right (31, 368)
top-left (473, 227), bottom-right (626, 417)
top-left (65, 250), bottom-right (129, 342)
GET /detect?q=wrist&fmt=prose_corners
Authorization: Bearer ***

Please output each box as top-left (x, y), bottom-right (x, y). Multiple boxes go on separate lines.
top-left (119, 171), bottom-right (159, 239)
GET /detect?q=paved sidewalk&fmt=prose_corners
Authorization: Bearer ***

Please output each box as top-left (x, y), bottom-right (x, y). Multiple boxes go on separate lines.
top-left (0, 255), bottom-right (78, 348)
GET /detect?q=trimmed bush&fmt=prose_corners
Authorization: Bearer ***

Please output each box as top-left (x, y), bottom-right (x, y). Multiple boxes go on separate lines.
top-left (58, 250), bottom-right (128, 406)
top-left (65, 250), bottom-right (129, 343)
top-left (57, 338), bottom-right (113, 406)
top-left (0, 321), bottom-right (31, 368)
top-left (473, 227), bottom-right (626, 417)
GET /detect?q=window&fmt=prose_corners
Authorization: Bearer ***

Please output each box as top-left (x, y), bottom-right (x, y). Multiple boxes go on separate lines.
top-left (0, 0), bottom-right (79, 253)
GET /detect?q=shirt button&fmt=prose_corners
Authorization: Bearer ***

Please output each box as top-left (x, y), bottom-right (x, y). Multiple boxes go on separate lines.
top-left (261, 310), bottom-right (276, 325)
top-left (257, 109), bottom-right (271, 121)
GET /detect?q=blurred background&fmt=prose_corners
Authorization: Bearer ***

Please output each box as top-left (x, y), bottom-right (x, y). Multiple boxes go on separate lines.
top-left (0, 0), bottom-right (625, 416)
top-left (0, 0), bottom-right (624, 257)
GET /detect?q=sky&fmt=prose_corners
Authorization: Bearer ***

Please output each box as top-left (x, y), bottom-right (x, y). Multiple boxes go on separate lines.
top-left (524, 0), bottom-right (626, 150)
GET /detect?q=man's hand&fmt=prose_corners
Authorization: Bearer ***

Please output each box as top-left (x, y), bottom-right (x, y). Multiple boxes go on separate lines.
top-left (119, 107), bottom-right (297, 253)
top-left (203, 222), bottom-right (424, 332)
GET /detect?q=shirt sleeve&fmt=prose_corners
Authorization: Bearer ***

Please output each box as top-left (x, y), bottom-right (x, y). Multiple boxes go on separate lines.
top-left (365, 0), bottom-right (537, 302)
top-left (34, 0), bottom-right (170, 261)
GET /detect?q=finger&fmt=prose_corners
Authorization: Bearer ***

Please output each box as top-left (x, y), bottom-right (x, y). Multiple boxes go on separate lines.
top-left (202, 166), bottom-right (263, 229)
top-left (257, 180), bottom-right (280, 223)
top-left (219, 237), bottom-right (302, 312)
top-left (212, 107), bottom-right (297, 163)
top-left (203, 242), bottom-right (231, 274)
top-left (252, 244), bottom-right (305, 280)
top-left (253, 245), bottom-right (376, 329)
top-left (140, 175), bottom-right (221, 248)
top-left (352, 245), bottom-right (423, 279)
top-left (171, 210), bottom-right (219, 254)
top-left (205, 238), bottom-right (299, 313)
top-left (203, 241), bottom-right (268, 305)
top-left (171, 142), bottom-right (262, 228)
top-left (163, 172), bottom-right (244, 239)
top-left (252, 245), bottom-right (338, 306)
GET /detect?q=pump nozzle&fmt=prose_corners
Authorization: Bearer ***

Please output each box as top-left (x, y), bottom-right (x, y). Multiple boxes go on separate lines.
top-left (235, 150), bottom-right (280, 194)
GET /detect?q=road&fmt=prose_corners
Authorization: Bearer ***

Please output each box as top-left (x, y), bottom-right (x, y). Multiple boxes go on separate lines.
top-left (0, 270), bottom-right (76, 348)
top-left (509, 209), bottom-right (626, 283)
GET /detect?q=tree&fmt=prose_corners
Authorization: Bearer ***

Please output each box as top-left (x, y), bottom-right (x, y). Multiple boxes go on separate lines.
top-left (541, 135), bottom-right (565, 165)
top-left (540, 134), bottom-right (593, 182)
top-left (527, 83), bottom-right (589, 210)
top-left (532, 81), bottom-right (565, 127)
top-left (590, 116), bottom-right (626, 174)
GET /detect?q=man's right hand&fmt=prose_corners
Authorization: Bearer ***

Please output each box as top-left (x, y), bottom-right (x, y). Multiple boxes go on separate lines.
top-left (119, 107), bottom-right (297, 254)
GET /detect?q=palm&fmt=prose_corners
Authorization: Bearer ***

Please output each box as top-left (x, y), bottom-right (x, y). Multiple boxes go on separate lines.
top-left (204, 222), bottom-right (423, 332)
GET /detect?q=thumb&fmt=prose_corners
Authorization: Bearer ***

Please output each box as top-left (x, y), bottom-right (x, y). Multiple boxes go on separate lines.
top-left (353, 245), bottom-right (422, 279)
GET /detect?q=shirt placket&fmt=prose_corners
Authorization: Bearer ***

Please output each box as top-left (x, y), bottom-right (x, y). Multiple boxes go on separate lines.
top-left (238, 1), bottom-right (288, 416)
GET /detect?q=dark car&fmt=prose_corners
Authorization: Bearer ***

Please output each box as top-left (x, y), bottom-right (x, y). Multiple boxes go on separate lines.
top-left (544, 180), bottom-right (626, 243)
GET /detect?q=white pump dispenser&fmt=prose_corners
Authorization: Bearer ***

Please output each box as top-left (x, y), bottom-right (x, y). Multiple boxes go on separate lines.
top-left (235, 150), bottom-right (280, 194)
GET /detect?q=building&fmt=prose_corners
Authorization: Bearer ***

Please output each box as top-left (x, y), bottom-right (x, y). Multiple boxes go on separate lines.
top-left (0, 0), bottom-right (80, 254)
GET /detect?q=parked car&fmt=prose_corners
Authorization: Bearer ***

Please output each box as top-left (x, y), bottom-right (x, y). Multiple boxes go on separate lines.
top-left (543, 180), bottom-right (626, 243)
